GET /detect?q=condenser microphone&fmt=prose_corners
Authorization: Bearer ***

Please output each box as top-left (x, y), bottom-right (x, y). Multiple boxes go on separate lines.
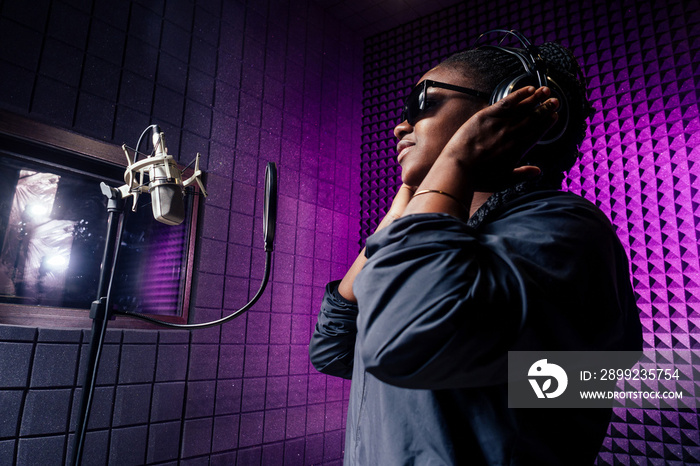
top-left (149, 127), bottom-right (186, 225)
top-left (116, 124), bottom-right (206, 225)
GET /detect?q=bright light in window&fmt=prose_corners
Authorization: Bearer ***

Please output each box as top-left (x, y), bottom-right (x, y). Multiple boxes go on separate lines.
top-left (44, 254), bottom-right (69, 272)
top-left (26, 203), bottom-right (49, 221)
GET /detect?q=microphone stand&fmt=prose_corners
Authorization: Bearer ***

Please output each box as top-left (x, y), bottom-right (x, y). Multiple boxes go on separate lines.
top-left (70, 161), bottom-right (278, 466)
top-left (71, 183), bottom-right (125, 465)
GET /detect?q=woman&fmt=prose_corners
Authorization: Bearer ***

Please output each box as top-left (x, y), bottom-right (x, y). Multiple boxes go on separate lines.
top-left (310, 32), bottom-right (642, 465)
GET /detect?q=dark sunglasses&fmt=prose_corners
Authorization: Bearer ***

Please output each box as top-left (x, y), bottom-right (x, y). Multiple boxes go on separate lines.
top-left (400, 79), bottom-right (490, 125)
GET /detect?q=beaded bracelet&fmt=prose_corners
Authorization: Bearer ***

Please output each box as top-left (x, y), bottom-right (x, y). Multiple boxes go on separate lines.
top-left (412, 189), bottom-right (470, 214)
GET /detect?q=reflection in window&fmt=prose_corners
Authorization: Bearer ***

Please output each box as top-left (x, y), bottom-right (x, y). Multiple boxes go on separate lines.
top-left (1, 170), bottom-right (75, 303)
top-left (0, 157), bottom-right (191, 317)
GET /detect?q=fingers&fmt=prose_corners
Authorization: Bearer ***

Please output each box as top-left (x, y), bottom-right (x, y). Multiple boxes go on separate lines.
top-left (533, 97), bottom-right (560, 131)
top-left (537, 97), bottom-right (560, 113)
top-left (511, 165), bottom-right (542, 180)
top-left (494, 86), bottom-right (538, 109)
top-left (494, 86), bottom-right (557, 113)
top-left (399, 183), bottom-right (417, 193)
top-left (516, 86), bottom-right (548, 107)
top-left (488, 165), bottom-right (542, 192)
top-left (386, 184), bottom-right (416, 218)
top-left (396, 184), bottom-right (416, 203)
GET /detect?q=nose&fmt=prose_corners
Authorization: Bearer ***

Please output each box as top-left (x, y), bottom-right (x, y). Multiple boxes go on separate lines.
top-left (394, 118), bottom-right (413, 140)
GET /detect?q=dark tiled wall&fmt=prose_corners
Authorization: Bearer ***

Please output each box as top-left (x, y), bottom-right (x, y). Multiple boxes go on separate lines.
top-left (0, 0), bottom-right (361, 464)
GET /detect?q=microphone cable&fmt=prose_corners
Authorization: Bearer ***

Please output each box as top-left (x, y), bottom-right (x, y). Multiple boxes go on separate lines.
top-left (112, 250), bottom-right (272, 329)
top-left (133, 124), bottom-right (159, 163)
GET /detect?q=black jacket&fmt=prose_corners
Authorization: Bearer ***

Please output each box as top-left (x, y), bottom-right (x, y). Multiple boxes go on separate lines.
top-left (310, 189), bottom-right (642, 465)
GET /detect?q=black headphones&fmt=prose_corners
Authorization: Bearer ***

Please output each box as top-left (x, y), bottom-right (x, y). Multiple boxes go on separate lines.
top-left (473, 29), bottom-right (569, 145)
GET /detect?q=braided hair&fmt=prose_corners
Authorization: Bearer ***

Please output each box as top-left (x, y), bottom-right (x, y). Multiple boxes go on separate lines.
top-left (441, 42), bottom-right (593, 187)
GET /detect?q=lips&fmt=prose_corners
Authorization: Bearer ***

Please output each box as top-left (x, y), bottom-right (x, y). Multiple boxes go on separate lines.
top-left (396, 140), bottom-right (414, 163)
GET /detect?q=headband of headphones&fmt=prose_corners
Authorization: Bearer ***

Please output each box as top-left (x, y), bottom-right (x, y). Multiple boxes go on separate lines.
top-left (473, 29), bottom-right (569, 144)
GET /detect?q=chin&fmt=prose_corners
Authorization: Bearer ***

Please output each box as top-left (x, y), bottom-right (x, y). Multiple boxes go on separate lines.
top-left (398, 165), bottom-right (414, 185)
top-left (400, 172), bottom-right (424, 188)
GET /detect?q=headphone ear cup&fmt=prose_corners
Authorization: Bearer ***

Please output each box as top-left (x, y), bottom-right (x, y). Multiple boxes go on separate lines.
top-left (489, 73), bottom-right (539, 105)
top-left (490, 74), bottom-right (569, 145)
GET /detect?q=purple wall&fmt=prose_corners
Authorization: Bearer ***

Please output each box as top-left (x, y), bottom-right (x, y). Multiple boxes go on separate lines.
top-left (360, 0), bottom-right (700, 464)
top-left (0, 0), bottom-right (361, 464)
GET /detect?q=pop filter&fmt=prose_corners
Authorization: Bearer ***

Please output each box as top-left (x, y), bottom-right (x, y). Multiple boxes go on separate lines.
top-left (263, 162), bottom-right (277, 252)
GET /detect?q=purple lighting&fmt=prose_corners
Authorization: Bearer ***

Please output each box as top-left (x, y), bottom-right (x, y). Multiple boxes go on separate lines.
top-left (139, 223), bottom-right (187, 315)
top-left (360, 0), bottom-right (700, 463)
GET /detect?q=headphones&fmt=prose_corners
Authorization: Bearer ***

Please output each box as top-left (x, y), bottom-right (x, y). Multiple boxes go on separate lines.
top-left (473, 29), bottom-right (569, 145)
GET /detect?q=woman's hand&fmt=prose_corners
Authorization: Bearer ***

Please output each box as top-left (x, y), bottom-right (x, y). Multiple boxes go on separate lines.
top-left (338, 184), bottom-right (416, 302)
top-left (376, 184), bottom-right (416, 231)
top-left (441, 86), bottom-right (559, 191)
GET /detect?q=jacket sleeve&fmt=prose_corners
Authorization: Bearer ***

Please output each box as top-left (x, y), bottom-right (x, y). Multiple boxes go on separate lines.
top-left (353, 201), bottom-right (641, 390)
top-left (308, 280), bottom-right (359, 379)
top-left (353, 213), bottom-right (525, 389)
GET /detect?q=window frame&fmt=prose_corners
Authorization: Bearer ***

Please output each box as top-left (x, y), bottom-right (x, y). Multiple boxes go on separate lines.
top-left (0, 110), bottom-right (200, 329)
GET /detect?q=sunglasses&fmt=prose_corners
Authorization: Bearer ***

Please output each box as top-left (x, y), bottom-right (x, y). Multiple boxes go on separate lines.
top-left (400, 80), bottom-right (490, 125)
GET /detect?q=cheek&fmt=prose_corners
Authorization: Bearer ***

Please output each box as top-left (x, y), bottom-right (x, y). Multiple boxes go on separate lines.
top-left (421, 127), bottom-right (454, 162)
top-left (418, 144), bottom-right (442, 170)
top-left (399, 147), bottom-right (440, 185)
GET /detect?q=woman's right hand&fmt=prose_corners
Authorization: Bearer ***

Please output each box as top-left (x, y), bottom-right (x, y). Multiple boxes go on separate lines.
top-left (338, 183), bottom-right (416, 302)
